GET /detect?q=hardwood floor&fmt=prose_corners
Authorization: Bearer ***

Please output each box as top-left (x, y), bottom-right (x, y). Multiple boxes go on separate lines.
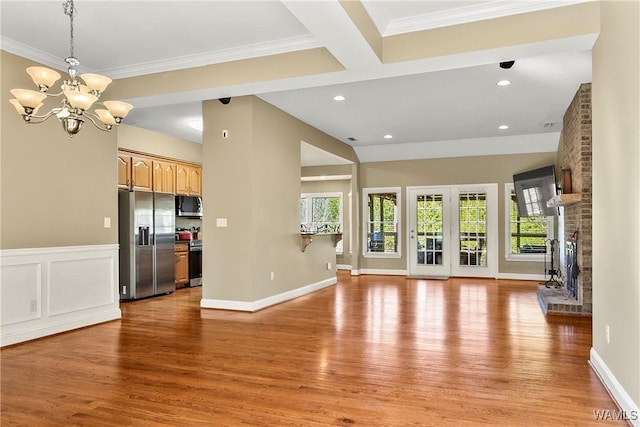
top-left (1, 273), bottom-right (623, 426)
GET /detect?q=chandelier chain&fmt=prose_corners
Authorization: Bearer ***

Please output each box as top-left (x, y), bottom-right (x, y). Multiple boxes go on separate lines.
top-left (63, 0), bottom-right (75, 59)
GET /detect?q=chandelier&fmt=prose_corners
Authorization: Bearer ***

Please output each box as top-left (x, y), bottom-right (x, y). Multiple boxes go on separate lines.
top-left (9, 0), bottom-right (133, 137)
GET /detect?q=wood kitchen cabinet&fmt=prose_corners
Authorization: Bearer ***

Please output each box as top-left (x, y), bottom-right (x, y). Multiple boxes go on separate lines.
top-left (153, 160), bottom-right (177, 194)
top-left (176, 164), bottom-right (202, 196)
top-left (175, 242), bottom-right (189, 288)
top-left (117, 153), bottom-right (153, 191)
top-left (118, 150), bottom-right (201, 196)
top-left (117, 154), bottom-right (131, 189)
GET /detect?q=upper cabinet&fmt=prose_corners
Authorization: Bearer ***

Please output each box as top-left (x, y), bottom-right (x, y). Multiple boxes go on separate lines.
top-left (117, 154), bottom-right (131, 189)
top-left (117, 150), bottom-right (200, 195)
top-left (176, 164), bottom-right (202, 196)
top-left (153, 160), bottom-right (177, 194)
top-left (118, 153), bottom-right (152, 191)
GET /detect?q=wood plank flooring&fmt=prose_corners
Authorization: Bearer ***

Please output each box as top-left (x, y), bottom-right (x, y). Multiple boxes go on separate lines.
top-left (1, 273), bottom-right (623, 426)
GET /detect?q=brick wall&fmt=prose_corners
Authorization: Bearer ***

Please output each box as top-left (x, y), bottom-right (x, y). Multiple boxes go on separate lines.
top-left (561, 83), bottom-right (592, 313)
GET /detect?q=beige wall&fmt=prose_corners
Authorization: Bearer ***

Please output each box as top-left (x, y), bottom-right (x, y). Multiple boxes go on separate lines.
top-left (117, 125), bottom-right (202, 164)
top-left (358, 152), bottom-right (557, 274)
top-left (201, 96), bottom-right (358, 303)
top-left (1, 51), bottom-right (118, 249)
top-left (592, 0), bottom-right (640, 407)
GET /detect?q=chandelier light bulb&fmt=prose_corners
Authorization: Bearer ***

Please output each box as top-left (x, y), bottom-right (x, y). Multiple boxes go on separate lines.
top-left (95, 109), bottom-right (116, 126)
top-left (80, 73), bottom-right (112, 93)
top-left (10, 89), bottom-right (47, 109)
top-left (26, 67), bottom-right (61, 90)
top-left (64, 90), bottom-right (98, 111)
top-left (103, 100), bottom-right (134, 120)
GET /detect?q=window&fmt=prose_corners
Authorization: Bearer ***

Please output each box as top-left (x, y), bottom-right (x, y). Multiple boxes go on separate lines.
top-left (363, 188), bottom-right (400, 257)
top-left (505, 183), bottom-right (553, 261)
top-left (300, 192), bottom-right (343, 253)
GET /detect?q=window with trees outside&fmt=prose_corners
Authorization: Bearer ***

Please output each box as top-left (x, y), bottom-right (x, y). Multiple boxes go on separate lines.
top-left (363, 188), bottom-right (400, 257)
top-left (300, 192), bottom-right (343, 253)
top-left (505, 183), bottom-right (553, 261)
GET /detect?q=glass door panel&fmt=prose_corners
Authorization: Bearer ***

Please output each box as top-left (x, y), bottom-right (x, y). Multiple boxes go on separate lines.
top-left (409, 188), bottom-right (451, 277)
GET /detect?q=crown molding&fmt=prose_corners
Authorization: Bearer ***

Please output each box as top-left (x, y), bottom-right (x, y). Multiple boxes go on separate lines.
top-left (102, 35), bottom-right (322, 79)
top-left (1, 37), bottom-right (80, 73)
top-left (2, 34), bottom-right (322, 80)
top-left (365, 1), bottom-right (592, 37)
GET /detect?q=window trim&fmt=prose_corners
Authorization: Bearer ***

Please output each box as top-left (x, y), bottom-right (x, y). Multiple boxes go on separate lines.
top-left (362, 187), bottom-right (401, 259)
top-left (504, 183), bottom-right (553, 262)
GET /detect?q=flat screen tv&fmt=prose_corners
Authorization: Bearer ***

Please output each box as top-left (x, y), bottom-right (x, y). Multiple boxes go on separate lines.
top-left (513, 165), bottom-right (558, 217)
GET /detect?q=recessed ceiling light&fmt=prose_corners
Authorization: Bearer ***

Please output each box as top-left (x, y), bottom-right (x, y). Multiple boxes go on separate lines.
top-left (333, 95), bottom-right (346, 101)
top-left (188, 119), bottom-right (203, 131)
top-left (384, 134), bottom-right (393, 139)
top-left (497, 79), bottom-right (511, 86)
top-left (498, 125), bottom-right (509, 130)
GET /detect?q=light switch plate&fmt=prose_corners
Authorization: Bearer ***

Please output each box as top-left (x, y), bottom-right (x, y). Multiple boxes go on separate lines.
top-left (216, 218), bottom-right (228, 227)
top-left (104, 217), bottom-right (111, 228)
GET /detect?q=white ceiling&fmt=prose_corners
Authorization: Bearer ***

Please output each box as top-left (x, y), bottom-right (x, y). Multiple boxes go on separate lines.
top-left (1, 1), bottom-right (594, 166)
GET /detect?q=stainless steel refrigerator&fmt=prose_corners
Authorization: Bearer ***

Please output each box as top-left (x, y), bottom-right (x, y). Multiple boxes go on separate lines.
top-left (119, 190), bottom-right (175, 300)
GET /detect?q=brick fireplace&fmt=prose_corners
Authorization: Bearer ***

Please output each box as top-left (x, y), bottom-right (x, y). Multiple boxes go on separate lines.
top-left (538, 83), bottom-right (592, 315)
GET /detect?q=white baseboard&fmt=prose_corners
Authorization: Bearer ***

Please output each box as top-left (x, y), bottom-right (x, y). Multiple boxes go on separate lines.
top-left (336, 264), bottom-right (352, 271)
top-left (342, 269), bottom-right (547, 281)
top-left (1, 244), bottom-right (121, 347)
top-left (359, 268), bottom-right (408, 276)
top-left (1, 307), bottom-right (122, 347)
top-left (590, 348), bottom-right (640, 426)
top-left (496, 272), bottom-right (547, 281)
top-left (200, 276), bottom-right (337, 312)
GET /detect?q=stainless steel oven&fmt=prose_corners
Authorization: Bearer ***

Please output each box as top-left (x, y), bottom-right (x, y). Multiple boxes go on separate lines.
top-left (188, 240), bottom-right (202, 287)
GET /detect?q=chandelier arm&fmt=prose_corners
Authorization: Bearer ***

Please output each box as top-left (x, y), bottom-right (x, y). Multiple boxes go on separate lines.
top-left (41, 90), bottom-right (65, 97)
top-left (23, 109), bottom-right (62, 124)
top-left (83, 112), bottom-right (113, 132)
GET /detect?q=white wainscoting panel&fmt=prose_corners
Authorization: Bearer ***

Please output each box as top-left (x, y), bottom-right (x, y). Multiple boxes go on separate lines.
top-left (1, 245), bottom-right (121, 346)
top-left (1, 262), bottom-right (42, 325)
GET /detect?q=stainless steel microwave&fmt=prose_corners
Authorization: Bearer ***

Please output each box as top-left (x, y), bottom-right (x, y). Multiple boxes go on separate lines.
top-left (176, 196), bottom-right (203, 217)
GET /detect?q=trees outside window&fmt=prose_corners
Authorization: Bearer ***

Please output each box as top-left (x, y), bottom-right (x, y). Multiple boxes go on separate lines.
top-left (300, 192), bottom-right (343, 253)
top-left (363, 188), bottom-right (400, 257)
top-left (505, 184), bottom-right (553, 261)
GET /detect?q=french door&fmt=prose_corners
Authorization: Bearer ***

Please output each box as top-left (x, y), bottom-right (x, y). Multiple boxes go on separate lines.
top-left (408, 185), bottom-right (498, 278)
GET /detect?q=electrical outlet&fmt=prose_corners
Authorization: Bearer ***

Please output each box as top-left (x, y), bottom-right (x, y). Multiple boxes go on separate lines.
top-left (103, 216), bottom-right (111, 228)
top-left (605, 324), bottom-right (610, 344)
top-left (29, 300), bottom-right (37, 313)
top-left (123, 286), bottom-right (127, 295)
top-left (327, 262), bottom-right (332, 270)
top-left (270, 272), bottom-right (275, 281)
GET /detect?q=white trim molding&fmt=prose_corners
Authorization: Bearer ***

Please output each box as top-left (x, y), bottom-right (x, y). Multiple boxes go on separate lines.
top-left (359, 269), bottom-right (408, 276)
top-left (496, 273), bottom-right (547, 281)
top-left (590, 348), bottom-right (640, 426)
top-left (200, 277), bottom-right (337, 312)
top-left (1, 245), bottom-right (121, 347)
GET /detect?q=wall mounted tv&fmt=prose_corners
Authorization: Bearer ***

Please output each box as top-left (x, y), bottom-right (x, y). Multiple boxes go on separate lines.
top-left (513, 165), bottom-right (558, 217)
